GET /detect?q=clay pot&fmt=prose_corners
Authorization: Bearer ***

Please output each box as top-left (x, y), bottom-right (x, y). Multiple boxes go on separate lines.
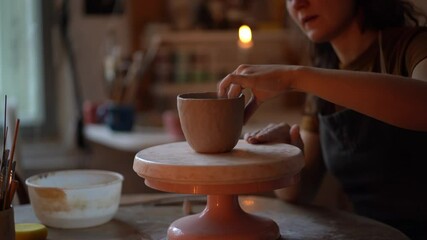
top-left (177, 92), bottom-right (244, 153)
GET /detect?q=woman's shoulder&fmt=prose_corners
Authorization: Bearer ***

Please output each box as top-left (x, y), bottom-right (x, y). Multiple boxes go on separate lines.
top-left (382, 26), bottom-right (427, 50)
top-left (382, 26), bottom-right (427, 76)
top-left (383, 26), bottom-right (427, 38)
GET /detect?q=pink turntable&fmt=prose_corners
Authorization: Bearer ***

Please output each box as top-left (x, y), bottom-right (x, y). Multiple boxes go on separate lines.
top-left (133, 140), bottom-right (304, 240)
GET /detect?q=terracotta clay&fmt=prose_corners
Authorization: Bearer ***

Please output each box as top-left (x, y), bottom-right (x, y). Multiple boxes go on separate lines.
top-left (177, 92), bottom-right (244, 153)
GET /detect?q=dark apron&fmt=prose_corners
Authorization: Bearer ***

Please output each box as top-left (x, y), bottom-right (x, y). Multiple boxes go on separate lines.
top-left (319, 109), bottom-right (427, 239)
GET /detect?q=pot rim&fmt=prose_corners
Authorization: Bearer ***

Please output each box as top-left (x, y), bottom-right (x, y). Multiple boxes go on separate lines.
top-left (177, 92), bottom-right (244, 101)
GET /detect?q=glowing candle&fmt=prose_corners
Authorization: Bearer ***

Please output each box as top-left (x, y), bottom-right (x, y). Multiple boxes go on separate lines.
top-left (237, 25), bottom-right (253, 64)
top-left (238, 25), bottom-right (253, 49)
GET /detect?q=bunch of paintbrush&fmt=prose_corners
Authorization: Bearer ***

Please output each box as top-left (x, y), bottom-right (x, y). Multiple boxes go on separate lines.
top-left (0, 96), bottom-right (20, 210)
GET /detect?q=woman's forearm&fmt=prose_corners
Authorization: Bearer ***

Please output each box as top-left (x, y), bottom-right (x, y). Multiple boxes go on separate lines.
top-left (292, 66), bottom-right (427, 131)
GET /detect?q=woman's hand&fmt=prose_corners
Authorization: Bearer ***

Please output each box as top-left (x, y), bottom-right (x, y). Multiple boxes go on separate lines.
top-left (244, 123), bottom-right (304, 150)
top-left (218, 64), bottom-right (297, 123)
top-left (218, 64), bottom-right (296, 99)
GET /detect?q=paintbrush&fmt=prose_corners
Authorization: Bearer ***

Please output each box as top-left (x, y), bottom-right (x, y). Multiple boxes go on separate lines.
top-left (0, 95), bottom-right (20, 210)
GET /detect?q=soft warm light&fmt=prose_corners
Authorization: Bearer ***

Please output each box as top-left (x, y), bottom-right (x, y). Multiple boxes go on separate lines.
top-left (238, 25), bottom-right (253, 49)
top-left (239, 25), bottom-right (252, 43)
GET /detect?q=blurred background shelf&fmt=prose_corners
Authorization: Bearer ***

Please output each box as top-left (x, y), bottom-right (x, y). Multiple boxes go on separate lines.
top-left (152, 82), bottom-right (218, 97)
top-left (145, 27), bottom-right (307, 110)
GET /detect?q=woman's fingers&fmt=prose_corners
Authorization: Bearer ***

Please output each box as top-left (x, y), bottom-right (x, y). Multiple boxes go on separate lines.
top-left (244, 129), bottom-right (261, 144)
top-left (290, 124), bottom-right (304, 150)
top-left (218, 73), bottom-right (254, 98)
top-left (217, 65), bottom-right (256, 98)
top-left (228, 83), bottom-right (242, 98)
top-left (244, 123), bottom-right (292, 144)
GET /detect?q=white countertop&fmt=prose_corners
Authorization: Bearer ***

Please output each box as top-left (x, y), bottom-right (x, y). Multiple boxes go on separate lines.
top-left (84, 125), bottom-right (175, 152)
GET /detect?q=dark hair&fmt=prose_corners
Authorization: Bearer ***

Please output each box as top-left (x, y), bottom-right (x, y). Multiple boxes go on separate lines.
top-left (312, 0), bottom-right (426, 69)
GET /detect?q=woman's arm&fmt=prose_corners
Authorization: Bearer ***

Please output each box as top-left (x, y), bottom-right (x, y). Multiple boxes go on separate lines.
top-left (218, 61), bottom-right (427, 131)
top-left (294, 62), bottom-right (427, 131)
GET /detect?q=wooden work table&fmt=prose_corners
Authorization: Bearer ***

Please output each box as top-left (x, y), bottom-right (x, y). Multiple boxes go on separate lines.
top-left (14, 194), bottom-right (409, 240)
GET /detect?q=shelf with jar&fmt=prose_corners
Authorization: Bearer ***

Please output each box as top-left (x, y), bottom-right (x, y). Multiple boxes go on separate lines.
top-left (147, 28), bottom-right (300, 98)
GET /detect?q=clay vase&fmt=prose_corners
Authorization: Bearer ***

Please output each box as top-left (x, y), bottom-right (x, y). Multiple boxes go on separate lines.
top-left (177, 92), bottom-right (244, 153)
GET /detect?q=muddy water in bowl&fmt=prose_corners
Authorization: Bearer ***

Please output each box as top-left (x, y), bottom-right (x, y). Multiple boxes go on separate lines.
top-left (25, 170), bottom-right (123, 229)
top-left (177, 92), bottom-right (244, 153)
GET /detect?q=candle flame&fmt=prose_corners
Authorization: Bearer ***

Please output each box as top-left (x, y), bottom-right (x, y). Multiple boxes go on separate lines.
top-left (239, 25), bottom-right (252, 43)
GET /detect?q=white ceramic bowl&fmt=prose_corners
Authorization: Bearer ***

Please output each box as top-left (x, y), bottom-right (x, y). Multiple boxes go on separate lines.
top-left (26, 170), bottom-right (123, 229)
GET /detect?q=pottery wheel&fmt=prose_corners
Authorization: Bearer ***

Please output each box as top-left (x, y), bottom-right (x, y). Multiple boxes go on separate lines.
top-left (133, 140), bottom-right (304, 240)
top-left (134, 140), bottom-right (304, 194)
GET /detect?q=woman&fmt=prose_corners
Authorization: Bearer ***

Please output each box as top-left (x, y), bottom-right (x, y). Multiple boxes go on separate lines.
top-left (218, 0), bottom-right (427, 239)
